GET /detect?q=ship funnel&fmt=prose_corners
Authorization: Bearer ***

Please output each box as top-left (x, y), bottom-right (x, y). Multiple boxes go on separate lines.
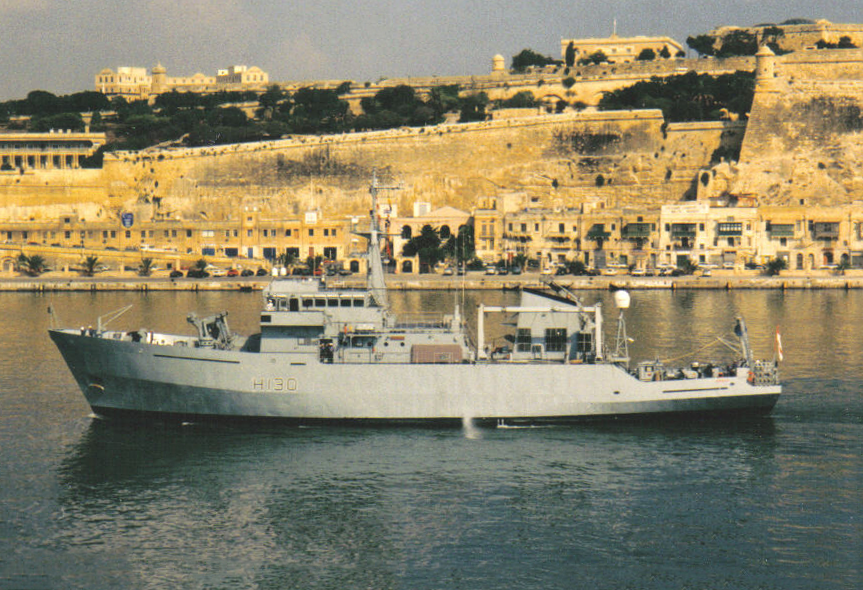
top-left (613, 290), bottom-right (631, 309)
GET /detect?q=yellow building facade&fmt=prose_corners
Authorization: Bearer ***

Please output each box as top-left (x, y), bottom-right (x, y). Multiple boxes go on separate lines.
top-left (95, 64), bottom-right (269, 101)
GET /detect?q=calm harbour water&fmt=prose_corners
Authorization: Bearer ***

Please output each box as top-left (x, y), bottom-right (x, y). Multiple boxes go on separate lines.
top-left (0, 289), bottom-right (860, 590)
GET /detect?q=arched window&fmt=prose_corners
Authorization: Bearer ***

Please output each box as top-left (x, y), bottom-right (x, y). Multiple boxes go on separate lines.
top-left (401, 260), bottom-right (413, 273)
top-left (401, 225), bottom-right (412, 239)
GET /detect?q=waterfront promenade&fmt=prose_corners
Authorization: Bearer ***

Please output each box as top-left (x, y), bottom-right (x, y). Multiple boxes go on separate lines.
top-left (3, 270), bottom-right (863, 291)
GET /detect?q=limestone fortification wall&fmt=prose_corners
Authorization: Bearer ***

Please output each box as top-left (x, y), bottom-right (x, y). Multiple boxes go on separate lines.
top-left (728, 49), bottom-right (863, 205)
top-left (87, 109), bottom-right (733, 223)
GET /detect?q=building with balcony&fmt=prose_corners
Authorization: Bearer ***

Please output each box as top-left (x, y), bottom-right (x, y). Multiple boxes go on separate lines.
top-left (0, 129), bottom-right (107, 171)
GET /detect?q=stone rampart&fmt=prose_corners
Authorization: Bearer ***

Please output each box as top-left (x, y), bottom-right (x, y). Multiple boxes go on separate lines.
top-left (88, 109), bottom-right (734, 223)
top-left (731, 50), bottom-right (863, 206)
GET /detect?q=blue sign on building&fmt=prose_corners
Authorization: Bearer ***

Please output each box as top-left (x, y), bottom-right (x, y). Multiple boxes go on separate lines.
top-left (121, 213), bottom-right (134, 228)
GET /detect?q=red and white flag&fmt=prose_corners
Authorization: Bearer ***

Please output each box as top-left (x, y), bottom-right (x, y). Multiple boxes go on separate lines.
top-left (775, 327), bottom-right (784, 362)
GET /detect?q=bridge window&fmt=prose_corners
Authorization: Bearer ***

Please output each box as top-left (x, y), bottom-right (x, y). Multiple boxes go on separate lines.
top-left (516, 328), bottom-right (532, 352)
top-left (545, 328), bottom-right (567, 352)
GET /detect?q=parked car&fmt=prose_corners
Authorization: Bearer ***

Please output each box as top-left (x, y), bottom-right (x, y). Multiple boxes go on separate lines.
top-left (339, 268), bottom-right (353, 276)
top-left (442, 266), bottom-right (454, 276)
top-left (256, 268), bottom-right (269, 276)
top-left (169, 270), bottom-right (184, 278)
top-left (485, 266), bottom-right (496, 275)
top-left (227, 268), bottom-right (239, 277)
top-left (241, 269), bottom-right (254, 277)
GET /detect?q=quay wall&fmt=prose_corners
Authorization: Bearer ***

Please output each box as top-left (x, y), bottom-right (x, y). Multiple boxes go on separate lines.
top-left (5, 273), bottom-right (863, 292)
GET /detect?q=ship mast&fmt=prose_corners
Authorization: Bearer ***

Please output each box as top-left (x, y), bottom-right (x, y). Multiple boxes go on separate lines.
top-left (365, 172), bottom-right (397, 308)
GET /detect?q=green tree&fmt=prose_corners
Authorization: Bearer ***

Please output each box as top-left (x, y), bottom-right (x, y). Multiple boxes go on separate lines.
top-left (257, 85), bottom-right (285, 119)
top-left (277, 250), bottom-right (298, 268)
top-left (717, 30), bottom-right (758, 57)
top-left (206, 106), bottom-right (248, 127)
top-left (564, 42), bottom-right (576, 67)
top-left (428, 85), bottom-right (461, 117)
top-left (25, 90), bottom-right (63, 115)
top-left (89, 111), bottom-right (105, 131)
top-left (139, 258), bottom-right (154, 277)
top-left (598, 71), bottom-right (755, 123)
top-left (66, 91), bottom-right (110, 113)
top-left (511, 48), bottom-right (557, 72)
top-left (686, 34), bottom-right (717, 56)
top-left (403, 225), bottom-right (447, 273)
top-left (636, 48), bottom-right (656, 61)
top-left (578, 51), bottom-right (608, 66)
top-left (458, 93), bottom-right (489, 123)
top-left (765, 257), bottom-right (787, 276)
top-left (498, 91), bottom-right (537, 109)
top-left (30, 112), bottom-right (85, 132)
top-left (17, 253), bottom-right (46, 276)
top-left (285, 87), bottom-right (352, 133)
top-left (82, 255), bottom-right (100, 276)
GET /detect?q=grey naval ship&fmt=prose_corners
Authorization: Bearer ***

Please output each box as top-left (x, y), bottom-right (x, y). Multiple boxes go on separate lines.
top-left (49, 179), bottom-right (781, 425)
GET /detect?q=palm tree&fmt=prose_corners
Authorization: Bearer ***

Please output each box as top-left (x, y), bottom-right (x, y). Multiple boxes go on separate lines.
top-left (16, 253), bottom-right (46, 276)
top-left (138, 257), bottom-right (153, 276)
top-left (82, 255), bottom-right (99, 276)
top-left (187, 258), bottom-right (209, 278)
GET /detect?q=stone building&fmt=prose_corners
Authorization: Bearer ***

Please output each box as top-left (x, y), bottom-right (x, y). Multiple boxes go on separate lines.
top-left (95, 64), bottom-right (269, 101)
top-left (710, 20), bottom-right (863, 53)
top-left (0, 129), bottom-right (107, 171)
top-left (560, 33), bottom-right (685, 64)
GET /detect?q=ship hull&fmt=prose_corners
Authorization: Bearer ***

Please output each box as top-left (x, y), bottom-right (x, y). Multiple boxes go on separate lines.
top-left (50, 329), bottom-right (780, 424)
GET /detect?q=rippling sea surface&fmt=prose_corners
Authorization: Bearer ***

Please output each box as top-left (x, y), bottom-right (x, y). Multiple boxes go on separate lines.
top-left (0, 289), bottom-right (860, 589)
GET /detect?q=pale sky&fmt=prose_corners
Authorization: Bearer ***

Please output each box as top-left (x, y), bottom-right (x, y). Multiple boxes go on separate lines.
top-left (0, 0), bottom-right (861, 100)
